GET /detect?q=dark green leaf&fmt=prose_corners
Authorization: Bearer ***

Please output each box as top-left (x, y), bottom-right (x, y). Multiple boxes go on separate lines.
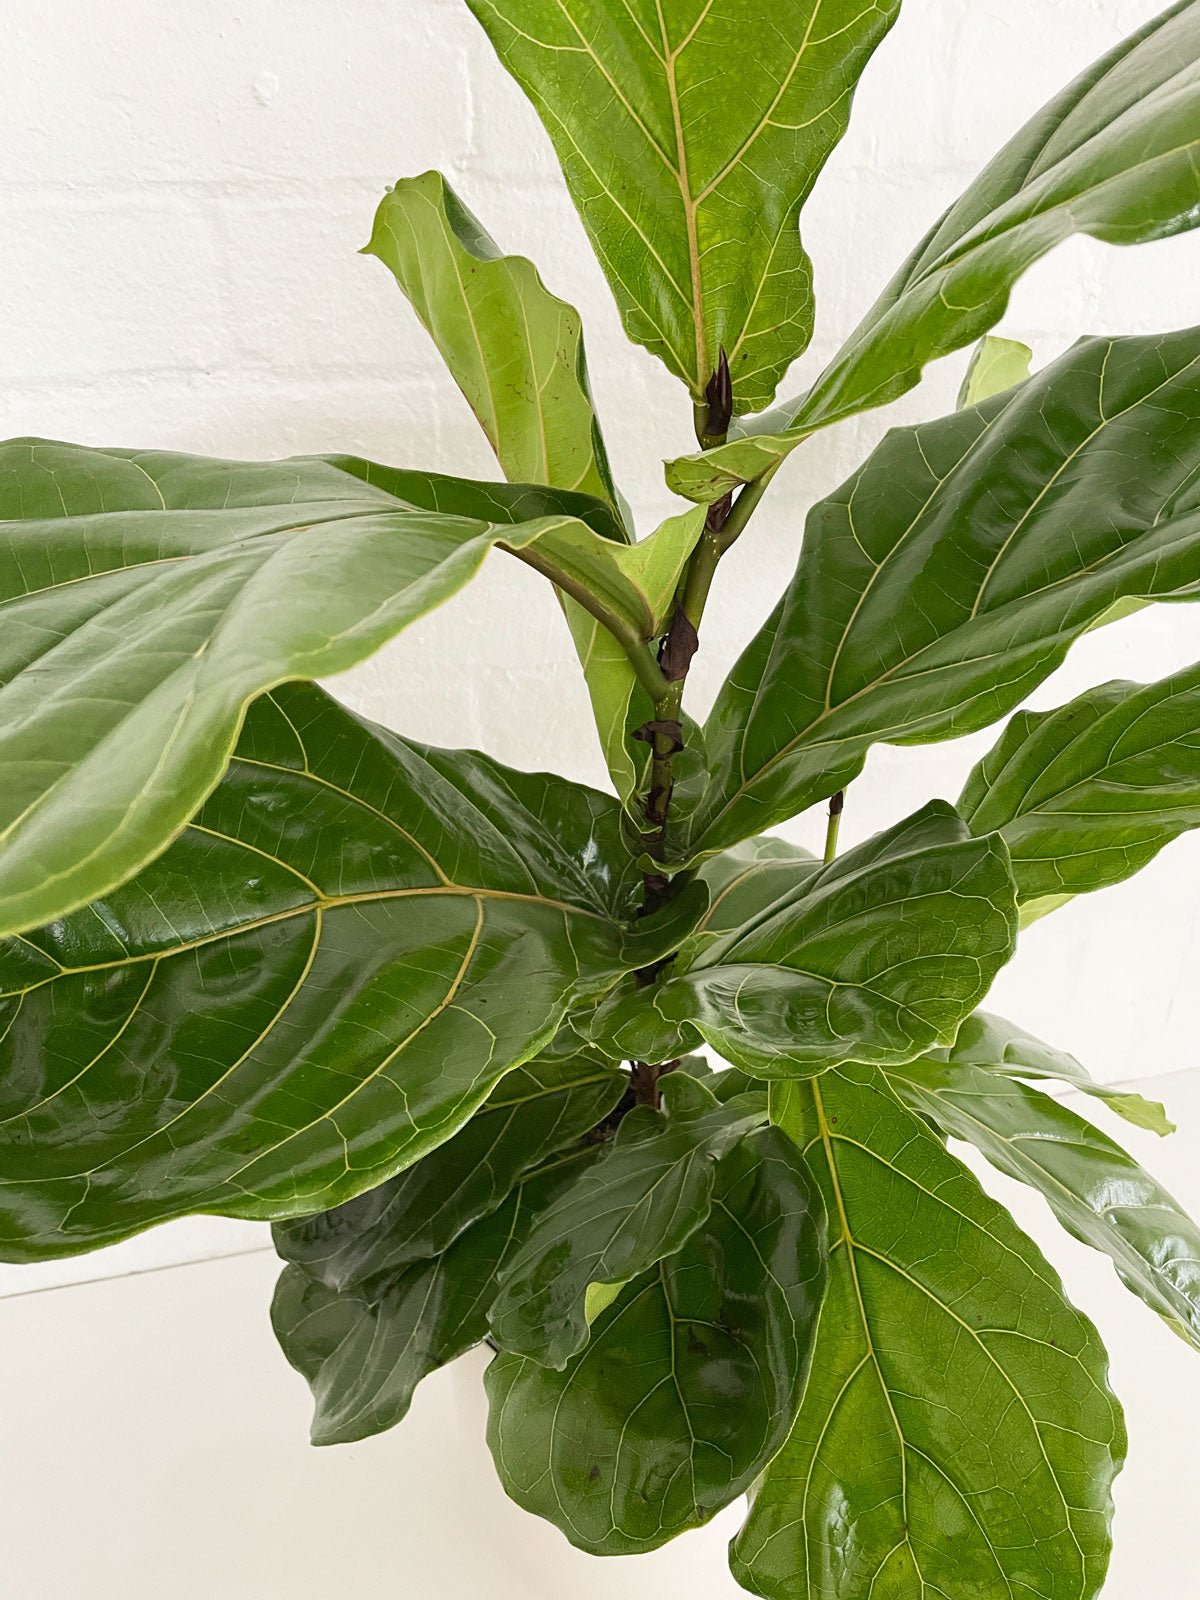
top-left (960, 664), bottom-right (1200, 918)
top-left (669, 2), bottom-right (1200, 498)
top-left (488, 1072), bottom-right (766, 1367)
top-left (889, 1055), bottom-right (1200, 1352)
top-left (464, 0), bottom-right (900, 411)
top-left (486, 1126), bottom-right (827, 1555)
top-left (0, 439), bottom-right (651, 936)
top-left (590, 802), bottom-right (1016, 1075)
top-left (272, 1149), bottom-right (596, 1446)
top-left (695, 331), bottom-right (1200, 857)
top-left (924, 1006), bottom-right (1173, 1127)
top-left (273, 1045), bottom-right (624, 1290)
top-left (734, 1066), bottom-right (1125, 1600)
top-left (0, 685), bottom-right (636, 1261)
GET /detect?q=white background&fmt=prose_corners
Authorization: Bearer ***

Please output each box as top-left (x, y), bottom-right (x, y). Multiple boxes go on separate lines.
top-left (1, 1), bottom-right (1199, 1594)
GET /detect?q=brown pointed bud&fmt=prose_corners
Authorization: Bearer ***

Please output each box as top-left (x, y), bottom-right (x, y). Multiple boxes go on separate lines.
top-left (657, 604), bottom-right (700, 682)
top-left (703, 348), bottom-right (733, 441)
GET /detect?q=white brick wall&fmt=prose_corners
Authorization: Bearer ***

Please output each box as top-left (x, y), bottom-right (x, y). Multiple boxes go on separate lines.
top-left (1, 3), bottom-right (1199, 1594)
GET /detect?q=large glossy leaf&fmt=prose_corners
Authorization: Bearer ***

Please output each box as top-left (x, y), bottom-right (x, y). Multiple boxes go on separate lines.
top-left (273, 1044), bottom-right (624, 1290)
top-left (733, 1066), bottom-right (1125, 1600)
top-left (889, 1056), bottom-right (1200, 1352)
top-left (960, 664), bottom-right (1200, 919)
top-left (0, 439), bottom-right (654, 937)
top-left (669, 1), bottom-right (1200, 499)
top-left (486, 1126), bottom-right (827, 1555)
top-left (489, 1072), bottom-right (765, 1366)
top-left (464, 0), bottom-right (901, 411)
top-left (925, 1011), bottom-right (1174, 1138)
top-left (589, 802), bottom-right (1016, 1075)
top-left (694, 330), bottom-right (1200, 857)
top-left (272, 1146), bottom-right (598, 1446)
top-left (0, 685), bottom-right (642, 1262)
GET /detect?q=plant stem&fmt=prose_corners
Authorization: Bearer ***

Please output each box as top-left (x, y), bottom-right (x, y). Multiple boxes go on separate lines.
top-left (507, 540), bottom-right (672, 703)
top-left (824, 789), bottom-right (845, 862)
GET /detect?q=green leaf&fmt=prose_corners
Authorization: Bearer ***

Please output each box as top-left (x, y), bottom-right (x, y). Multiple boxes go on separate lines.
top-left (361, 170), bottom-right (705, 799)
top-left (273, 1044), bottom-right (624, 1290)
top-left (590, 802), bottom-right (1016, 1074)
top-left (0, 684), bottom-right (638, 1261)
top-left (957, 334), bottom-right (1032, 407)
top-left (464, 0), bottom-right (901, 411)
top-left (486, 1126), bottom-right (827, 1555)
top-left (960, 664), bottom-right (1200, 917)
top-left (488, 1071), bottom-right (766, 1367)
top-left (366, 170), bottom-right (621, 510)
top-left (889, 1056), bottom-right (1200, 1352)
top-left (668, 1), bottom-right (1200, 499)
top-left (272, 1148), bottom-right (596, 1446)
top-left (924, 1011), bottom-right (1175, 1137)
top-left (694, 330), bottom-right (1200, 858)
top-left (0, 439), bottom-right (648, 937)
top-left (733, 1066), bottom-right (1125, 1600)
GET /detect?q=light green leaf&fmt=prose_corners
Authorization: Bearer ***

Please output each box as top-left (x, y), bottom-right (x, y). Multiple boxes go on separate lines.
top-left (925, 1012), bottom-right (1175, 1138)
top-left (669, 2), bottom-right (1200, 499)
top-left (733, 1066), bottom-right (1125, 1600)
top-left (367, 169), bottom-right (621, 508)
top-left (957, 334), bottom-right (1032, 407)
top-left (362, 170), bottom-right (705, 799)
top-left (694, 330), bottom-right (1200, 858)
top-left (488, 1071), bottom-right (766, 1366)
top-left (464, 0), bottom-right (901, 411)
top-left (272, 1148), bottom-right (596, 1446)
top-left (589, 802), bottom-right (1017, 1075)
top-left (486, 1126), bottom-right (827, 1554)
top-left (0, 439), bottom-right (649, 937)
top-left (960, 664), bottom-right (1200, 916)
top-left (273, 1044), bottom-right (624, 1290)
top-left (0, 685), bottom-right (638, 1261)
top-left (889, 1056), bottom-right (1200, 1351)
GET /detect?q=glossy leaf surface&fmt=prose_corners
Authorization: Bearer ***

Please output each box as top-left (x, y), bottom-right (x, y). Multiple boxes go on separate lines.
top-left (0, 686), bottom-right (635, 1261)
top-left (890, 1057), bottom-right (1200, 1351)
top-left (591, 803), bottom-right (1016, 1074)
top-left (489, 1072), bottom-right (766, 1367)
top-left (272, 1149), bottom-right (596, 1446)
top-left (669, 1), bottom-right (1200, 498)
top-left (734, 1066), bottom-right (1125, 1600)
top-left (465, 0), bottom-right (900, 410)
top-left (0, 439), bottom-right (637, 937)
top-left (273, 1045), bottom-right (624, 1290)
top-left (695, 331), bottom-right (1200, 857)
top-left (925, 1011), bottom-right (1174, 1137)
top-left (961, 664), bottom-right (1200, 916)
top-left (486, 1127), bottom-right (827, 1554)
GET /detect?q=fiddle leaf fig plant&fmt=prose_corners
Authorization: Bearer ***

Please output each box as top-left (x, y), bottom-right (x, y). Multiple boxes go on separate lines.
top-left (3, 3), bottom-right (1200, 1595)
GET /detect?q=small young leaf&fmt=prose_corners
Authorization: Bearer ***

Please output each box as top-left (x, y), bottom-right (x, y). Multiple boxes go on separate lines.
top-left (486, 1126), bottom-right (827, 1555)
top-left (957, 334), bottom-right (1032, 407)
